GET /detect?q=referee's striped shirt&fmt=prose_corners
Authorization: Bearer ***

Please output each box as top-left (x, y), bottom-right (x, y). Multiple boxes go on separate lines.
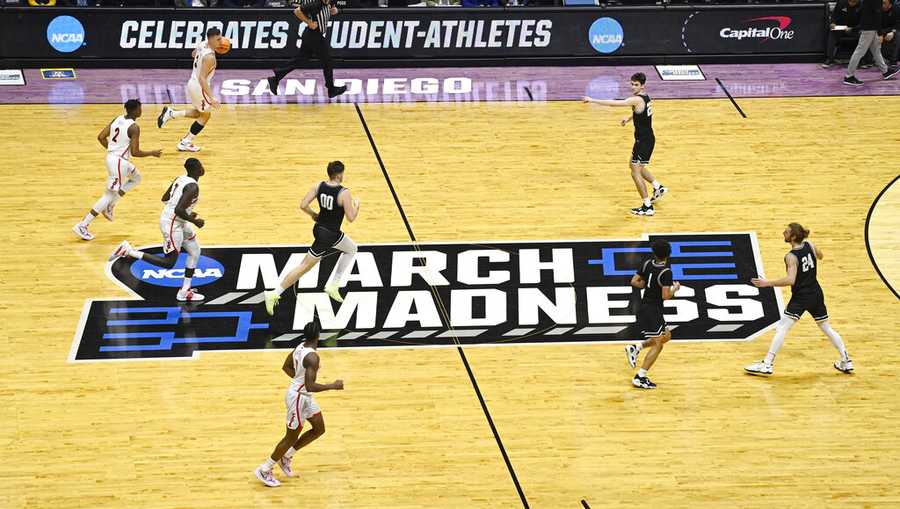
top-left (297, 0), bottom-right (333, 38)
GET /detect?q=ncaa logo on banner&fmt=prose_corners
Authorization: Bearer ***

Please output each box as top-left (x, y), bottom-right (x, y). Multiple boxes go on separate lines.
top-left (130, 254), bottom-right (225, 288)
top-left (588, 17), bottom-right (624, 54)
top-left (47, 16), bottom-right (85, 53)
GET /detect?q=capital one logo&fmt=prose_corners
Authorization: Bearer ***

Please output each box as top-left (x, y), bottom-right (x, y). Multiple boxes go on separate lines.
top-left (588, 17), bottom-right (624, 54)
top-left (719, 16), bottom-right (795, 42)
top-left (47, 16), bottom-right (85, 53)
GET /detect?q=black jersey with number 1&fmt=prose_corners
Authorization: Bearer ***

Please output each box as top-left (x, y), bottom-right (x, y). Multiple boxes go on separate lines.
top-left (637, 258), bottom-right (672, 307)
top-left (316, 181), bottom-right (345, 232)
top-left (633, 94), bottom-right (654, 141)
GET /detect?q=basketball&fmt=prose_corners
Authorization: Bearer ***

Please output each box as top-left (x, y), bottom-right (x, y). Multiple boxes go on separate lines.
top-left (215, 37), bottom-right (231, 55)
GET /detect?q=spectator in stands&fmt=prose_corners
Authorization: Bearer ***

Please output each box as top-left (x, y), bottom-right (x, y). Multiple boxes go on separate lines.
top-left (843, 0), bottom-right (899, 85)
top-left (879, 0), bottom-right (900, 64)
top-left (823, 0), bottom-right (862, 67)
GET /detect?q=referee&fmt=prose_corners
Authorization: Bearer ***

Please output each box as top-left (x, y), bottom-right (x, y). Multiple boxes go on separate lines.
top-left (268, 0), bottom-right (347, 99)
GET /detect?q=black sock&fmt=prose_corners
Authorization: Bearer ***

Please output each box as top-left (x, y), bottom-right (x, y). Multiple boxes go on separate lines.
top-left (185, 267), bottom-right (196, 279)
top-left (190, 122), bottom-right (205, 136)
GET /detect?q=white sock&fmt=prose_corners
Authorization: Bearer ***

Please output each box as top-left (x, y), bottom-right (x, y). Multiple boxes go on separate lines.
top-left (643, 198), bottom-right (651, 207)
top-left (180, 277), bottom-right (192, 293)
top-left (80, 212), bottom-right (96, 226)
top-left (172, 109), bottom-right (186, 118)
top-left (637, 368), bottom-right (648, 378)
top-left (285, 447), bottom-right (297, 459)
top-left (818, 321), bottom-right (848, 360)
top-left (651, 180), bottom-right (661, 190)
top-left (182, 133), bottom-right (195, 143)
top-left (274, 281), bottom-right (289, 296)
top-left (129, 249), bottom-right (143, 259)
top-left (764, 317), bottom-right (796, 364)
top-left (261, 458), bottom-right (276, 472)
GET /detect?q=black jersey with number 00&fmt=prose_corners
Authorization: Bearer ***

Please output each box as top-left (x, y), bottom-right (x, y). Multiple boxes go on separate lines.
top-left (637, 258), bottom-right (672, 307)
top-left (316, 182), bottom-right (345, 232)
top-left (633, 94), bottom-right (654, 141)
top-left (789, 242), bottom-right (820, 293)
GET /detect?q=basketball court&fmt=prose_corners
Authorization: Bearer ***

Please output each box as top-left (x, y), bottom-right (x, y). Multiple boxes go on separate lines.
top-left (1, 63), bottom-right (899, 508)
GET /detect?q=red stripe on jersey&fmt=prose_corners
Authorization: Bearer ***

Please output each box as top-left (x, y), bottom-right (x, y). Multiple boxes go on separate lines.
top-left (168, 216), bottom-right (180, 254)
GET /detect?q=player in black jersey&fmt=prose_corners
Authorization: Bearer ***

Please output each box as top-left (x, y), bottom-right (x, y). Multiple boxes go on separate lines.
top-left (265, 161), bottom-right (361, 315)
top-left (624, 241), bottom-right (681, 389)
top-left (745, 223), bottom-right (853, 376)
top-left (583, 72), bottom-right (668, 216)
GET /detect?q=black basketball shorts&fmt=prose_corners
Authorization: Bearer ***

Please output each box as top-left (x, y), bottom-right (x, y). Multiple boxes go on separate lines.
top-left (637, 304), bottom-right (667, 339)
top-left (631, 137), bottom-right (655, 165)
top-left (784, 287), bottom-right (828, 322)
top-left (309, 224), bottom-right (344, 258)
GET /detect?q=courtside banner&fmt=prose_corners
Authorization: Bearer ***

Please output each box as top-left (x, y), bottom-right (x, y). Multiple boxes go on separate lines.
top-left (1, 5), bottom-right (824, 61)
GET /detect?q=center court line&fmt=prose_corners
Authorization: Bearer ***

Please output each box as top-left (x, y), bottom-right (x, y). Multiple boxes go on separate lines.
top-left (714, 77), bottom-right (747, 118)
top-left (353, 102), bottom-right (530, 509)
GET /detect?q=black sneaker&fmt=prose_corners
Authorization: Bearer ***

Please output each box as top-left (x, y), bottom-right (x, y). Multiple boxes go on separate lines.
top-left (631, 204), bottom-right (655, 216)
top-left (883, 67), bottom-right (900, 80)
top-left (328, 85), bottom-right (347, 98)
top-left (843, 75), bottom-right (864, 86)
top-left (268, 76), bottom-right (280, 95)
top-left (632, 375), bottom-right (657, 389)
top-left (820, 60), bottom-right (835, 69)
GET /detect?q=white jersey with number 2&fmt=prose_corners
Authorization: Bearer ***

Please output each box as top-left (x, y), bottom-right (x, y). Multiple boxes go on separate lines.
top-left (107, 115), bottom-right (134, 159)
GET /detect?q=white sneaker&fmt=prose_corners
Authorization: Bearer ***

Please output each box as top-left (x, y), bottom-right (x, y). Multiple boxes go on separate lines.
top-left (834, 359), bottom-right (854, 374)
top-left (109, 240), bottom-right (132, 261)
top-left (625, 345), bottom-right (639, 368)
top-left (157, 106), bottom-right (172, 128)
top-left (176, 288), bottom-right (205, 302)
top-left (254, 467), bottom-right (280, 487)
top-left (277, 455), bottom-right (294, 477)
top-left (102, 200), bottom-right (116, 222)
top-left (177, 140), bottom-right (201, 152)
top-left (744, 360), bottom-right (774, 376)
top-left (651, 185), bottom-right (668, 202)
top-left (264, 290), bottom-right (280, 316)
top-left (324, 283), bottom-right (344, 303)
top-left (72, 223), bottom-right (94, 241)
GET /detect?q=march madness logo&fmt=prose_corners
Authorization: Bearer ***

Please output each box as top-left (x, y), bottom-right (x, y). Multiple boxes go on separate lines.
top-left (70, 233), bottom-right (783, 361)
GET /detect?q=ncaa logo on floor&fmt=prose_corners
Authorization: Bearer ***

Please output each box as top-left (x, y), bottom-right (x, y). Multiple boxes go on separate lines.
top-left (130, 253), bottom-right (225, 288)
top-left (72, 233), bottom-right (783, 361)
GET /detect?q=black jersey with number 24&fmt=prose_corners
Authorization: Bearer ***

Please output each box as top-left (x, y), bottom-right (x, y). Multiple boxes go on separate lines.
top-left (790, 241), bottom-right (820, 294)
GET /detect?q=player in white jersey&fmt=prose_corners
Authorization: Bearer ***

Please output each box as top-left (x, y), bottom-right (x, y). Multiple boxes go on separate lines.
top-left (73, 99), bottom-right (162, 241)
top-left (156, 27), bottom-right (224, 153)
top-left (108, 158), bottom-right (208, 302)
top-left (255, 319), bottom-right (344, 488)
